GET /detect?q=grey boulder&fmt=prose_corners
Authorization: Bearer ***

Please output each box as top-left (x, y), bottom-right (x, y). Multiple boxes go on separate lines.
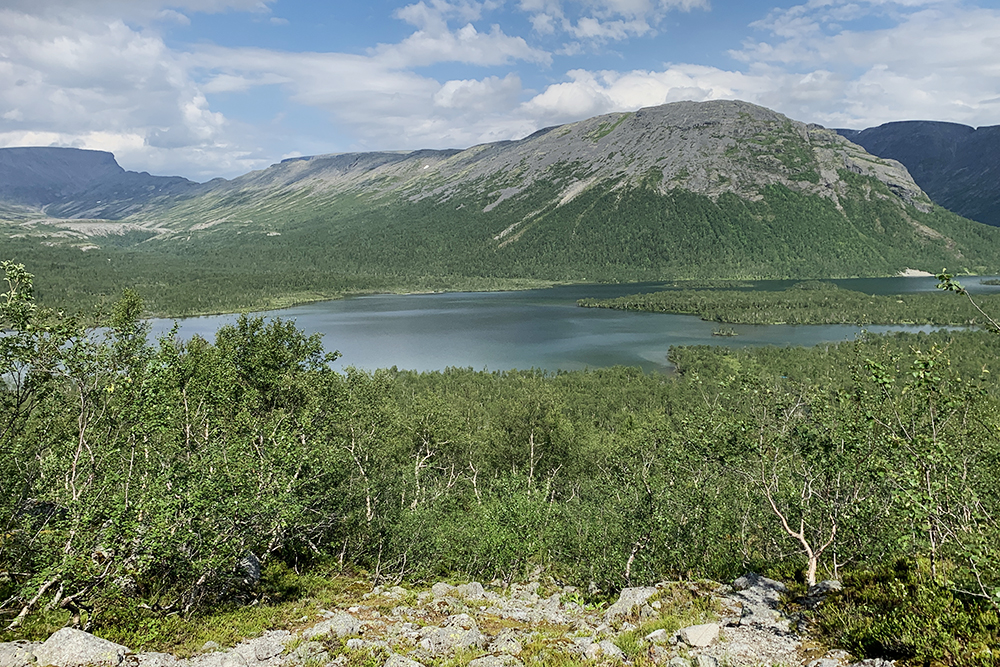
top-left (418, 614), bottom-right (483, 654)
top-left (603, 586), bottom-right (658, 625)
top-left (0, 641), bottom-right (42, 667)
top-left (678, 623), bottom-right (720, 648)
top-left (302, 611), bottom-right (360, 639)
top-left (33, 628), bottom-right (130, 667)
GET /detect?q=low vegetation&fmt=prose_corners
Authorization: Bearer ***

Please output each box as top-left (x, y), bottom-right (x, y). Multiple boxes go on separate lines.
top-left (3, 261), bottom-right (1000, 664)
top-left (579, 280), bottom-right (1000, 326)
top-left (8, 168), bottom-right (1000, 318)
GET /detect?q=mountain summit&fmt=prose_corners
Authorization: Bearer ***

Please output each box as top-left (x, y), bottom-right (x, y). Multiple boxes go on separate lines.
top-left (4, 100), bottom-right (1000, 314)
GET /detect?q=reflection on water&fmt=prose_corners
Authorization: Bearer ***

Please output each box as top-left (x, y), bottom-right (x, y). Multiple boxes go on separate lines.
top-left (149, 277), bottom-right (996, 374)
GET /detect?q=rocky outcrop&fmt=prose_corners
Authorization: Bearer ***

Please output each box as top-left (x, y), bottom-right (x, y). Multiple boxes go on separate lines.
top-left (0, 574), bottom-right (882, 667)
top-left (838, 121), bottom-right (1000, 226)
top-left (31, 628), bottom-right (129, 667)
top-left (0, 147), bottom-right (200, 220)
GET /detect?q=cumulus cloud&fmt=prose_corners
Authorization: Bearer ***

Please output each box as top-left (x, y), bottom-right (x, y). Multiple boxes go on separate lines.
top-left (2, 0), bottom-right (998, 180)
top-left (519, 0), bottom-right (709, 41)
top-left (0, 0), bottom-right (274, 20)
top-left (519, 65), bottom-right (768, 125)
top-left (374, 21), bottom-right (551, 67)
top-left (730, 0), bottom-right (1000, 127)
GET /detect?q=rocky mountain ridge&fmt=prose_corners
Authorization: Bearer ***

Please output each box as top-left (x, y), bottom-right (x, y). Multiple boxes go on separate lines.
top-left (837, 121), bottom-right (1000, 227)
top-left (5, 100), bottom-right (1000, 312)
top-left (140, 100), bottom-right (930, 231)
top-left (0, 574), bottom-right (884, 667)
top-left (1, 101), bottom-right (930, 232)
top-left (0, 147), bottom-right (201, 221)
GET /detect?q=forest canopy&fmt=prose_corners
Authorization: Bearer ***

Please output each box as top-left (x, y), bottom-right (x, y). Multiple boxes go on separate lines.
top-left (3, 260), bottom-right (1000, 662)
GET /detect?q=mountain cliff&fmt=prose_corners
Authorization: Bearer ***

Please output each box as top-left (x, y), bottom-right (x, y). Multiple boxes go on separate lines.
top-left (837, 121), bottom-right (1000, 227)
top-left (0, 146), bottom-right (200, 220)
top-left (4, 101), bottom-right (1000, 314)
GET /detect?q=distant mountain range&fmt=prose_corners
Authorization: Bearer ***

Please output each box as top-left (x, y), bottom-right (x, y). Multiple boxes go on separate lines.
top-left (3, 100), bottom-right (1000, 315)
top-left (837, 121), bottom-right (1000, 227)
top-left (0, 146), bottom-right (201, 220)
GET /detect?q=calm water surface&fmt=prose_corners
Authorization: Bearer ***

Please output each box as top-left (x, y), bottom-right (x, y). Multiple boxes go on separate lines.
top-left (150, 277), bottom-right (1000, 374)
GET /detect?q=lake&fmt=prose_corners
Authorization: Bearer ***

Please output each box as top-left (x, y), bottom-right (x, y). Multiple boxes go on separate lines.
top-left (149, 276), bottom-right (999, 374)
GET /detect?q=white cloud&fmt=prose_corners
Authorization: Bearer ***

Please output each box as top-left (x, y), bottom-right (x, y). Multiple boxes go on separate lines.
top-left (155, 9), bottom-right (191, 25)
top-left (434, 74), bottom-right (523, 111)
top-left (519, 65), bottom-right (767, 125)
top-left (729, 1), bottom-right (1000, 127)
top-left (2, 0), bottom-right (998, 182)
top-left (374, 21), bottom-right (552, 67)
top-left (0, 8), bottom-right (269, 178)
top-left (519, 0), bottom-right (709, 41)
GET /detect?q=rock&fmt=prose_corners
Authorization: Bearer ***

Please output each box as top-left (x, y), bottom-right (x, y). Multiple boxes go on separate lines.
top-left (302, 611), bottom-right (361, 639)
top-left (808, 580), bottom-right (843, 596)
top-left (568, 637), bottom-right (593, 656)
top-left (384, 654), bottom-right (424, 667)
top-left (201, 641), bottom-right (221, 653)
top-left (134, 652), bottom-right (179, 667)
top-left (346, 638), bottom-right (366, 650)
top-left (33, 628), bottom-right (130, 667)
top-left (678, 623), bottom-right (720, 648)
top-left (287, 640), bottom-right (329, 666)
top-left (603, 586), bottom-right (658, 625)
top-left (468, 656), bottom-right (523, 667)
top-left (418, 614), bottom-right (483, 654)
top-left (251, 638), bottom-right (284, 661)
top-left (488, 630), bottom-right (523, 655)
top-left (800, 580), bottom-right (844, 610)
top-left (730, 573), bottom-right (791, 632)
top-left (644, 628), bottom-right (670, 644)
top-left (695, 656), bottom-right (719, 667)
top-left (238, 552), bottom-right (261, 585)
top-left (0, 642), bottom-right (41, 667)
top-left (732, 573), bottom-right (788, 596)
top-left (431, 582), bottom-right (456, 598)
top-left (536, 593), bottom-right (561, 614)
top-left (668, 657), bottom-right (690, 667)
top-left (648, 645), bottom-right (672, 664)
top-left (585, 640), bottom-right (625, 661)
top-left (808, 660), bottom-right (841, 667)
top-left (599, 640), bottom-right (625, 661)
top-left (455, 582), bottom-right (486, 599)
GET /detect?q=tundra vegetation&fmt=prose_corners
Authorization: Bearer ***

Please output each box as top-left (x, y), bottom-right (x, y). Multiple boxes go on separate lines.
top-left (2, 260), bottom-right (1000, 665)
top-left (578, 280), bottom-right (1000, 326)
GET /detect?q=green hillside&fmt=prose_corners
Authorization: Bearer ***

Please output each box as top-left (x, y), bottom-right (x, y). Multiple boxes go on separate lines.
top-left (4, 100), bottom-right (1000, 315)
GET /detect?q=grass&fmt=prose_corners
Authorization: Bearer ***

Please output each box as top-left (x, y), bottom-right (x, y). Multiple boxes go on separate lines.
top-left (612, 581), bottom-right (724, 661)
top-left (72, 563), bottom-right (374, 657)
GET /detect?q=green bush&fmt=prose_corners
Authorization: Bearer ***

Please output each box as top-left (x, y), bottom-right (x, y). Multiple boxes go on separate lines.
top-left (815, 560), bottom-right (1000, 666)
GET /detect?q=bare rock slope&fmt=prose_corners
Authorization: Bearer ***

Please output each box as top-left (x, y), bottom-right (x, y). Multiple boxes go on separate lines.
top-left (0, 574), bottom-right (887, 667)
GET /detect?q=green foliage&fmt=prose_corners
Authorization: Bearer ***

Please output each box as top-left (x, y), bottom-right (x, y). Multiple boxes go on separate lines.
top-left (580, 281), bottom-right (1000, 326)
top-left (815, 560), bottom-right (1000, 665)
top-left (4, 260), bottom-right (1000, 662)
top-left (9, 161), bottom-right (1000, 317)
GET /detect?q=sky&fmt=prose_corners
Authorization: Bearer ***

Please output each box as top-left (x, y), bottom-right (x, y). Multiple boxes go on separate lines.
top-left (1, 0), bottom-right (999, 181)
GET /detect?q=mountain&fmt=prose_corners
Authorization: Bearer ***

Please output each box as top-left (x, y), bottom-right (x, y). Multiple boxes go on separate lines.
top-left (4, 100), bottom-right (1000, 315)
top-left (0, 146), bottom-right (201, 220)
top-left (837, 121), bottom-right (1000, 227)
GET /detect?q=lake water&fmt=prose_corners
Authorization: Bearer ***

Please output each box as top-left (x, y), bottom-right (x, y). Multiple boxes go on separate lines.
top-left (149, 276), bottom-right (1000, 374)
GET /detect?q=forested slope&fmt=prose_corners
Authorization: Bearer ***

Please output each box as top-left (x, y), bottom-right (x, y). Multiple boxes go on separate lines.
top-left (3, 261), bottom-right (1000, 663)
top-left (5, 101), bottom-right (1000, 315)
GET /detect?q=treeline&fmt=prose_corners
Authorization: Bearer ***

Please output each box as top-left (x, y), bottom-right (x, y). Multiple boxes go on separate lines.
top-left (3, 261), bottom-right (1000, 661)
top-left (580, 280), bottom-right (1000, 326)
top-left (10, 165), bottom-right (1000, 318)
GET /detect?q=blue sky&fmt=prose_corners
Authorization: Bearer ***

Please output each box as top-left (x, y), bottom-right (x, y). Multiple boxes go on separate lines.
top-left (1, 0), bottom-right (999, 180)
